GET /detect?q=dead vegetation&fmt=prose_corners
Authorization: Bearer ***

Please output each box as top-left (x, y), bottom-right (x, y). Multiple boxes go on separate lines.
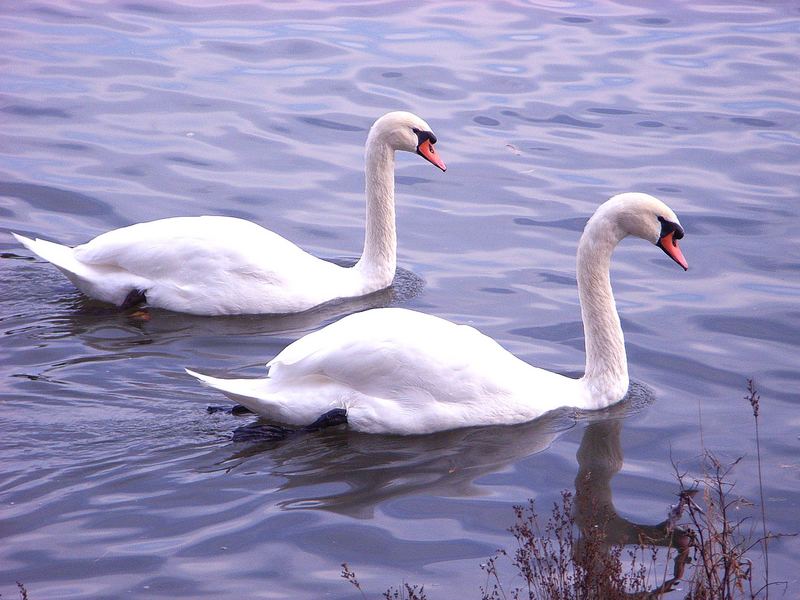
top-left (341, 380), bottom-right (786, 599)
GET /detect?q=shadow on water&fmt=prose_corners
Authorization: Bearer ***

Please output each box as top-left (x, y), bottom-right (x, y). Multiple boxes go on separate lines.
top-left (208, 383), bottom-right (656, 519)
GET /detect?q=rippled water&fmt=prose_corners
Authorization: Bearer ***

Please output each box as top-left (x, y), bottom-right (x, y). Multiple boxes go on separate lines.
top-left (2, 1), bottom-right (799, 598)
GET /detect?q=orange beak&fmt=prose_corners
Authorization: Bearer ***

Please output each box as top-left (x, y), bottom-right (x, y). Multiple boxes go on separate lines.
top-left (657, 231), bottom-right (688, 271)
top-left (416, 139), bottom-right (446, 172)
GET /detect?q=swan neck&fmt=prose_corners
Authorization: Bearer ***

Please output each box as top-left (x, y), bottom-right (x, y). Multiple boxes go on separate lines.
top-left (576, 215), bottom-right (628, 403)
top-left (355, 136), bottom-right (396, 286)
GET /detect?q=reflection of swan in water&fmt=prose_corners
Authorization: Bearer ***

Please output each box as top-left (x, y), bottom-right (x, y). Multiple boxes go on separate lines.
top-left (572, 395), bottom-right (691, 592)
top-left (2, 253), bottom-right (423, 389)
top-left (212, 383), bottom-right (656, 519)
top-left (17, 260), bottom-right (424, 343)
top-left (216, 382), bottom-right (689, 589)
top-left (575, 417), bottom-right (682, 547)
top-left (219, 410), bottom-right (575, 518)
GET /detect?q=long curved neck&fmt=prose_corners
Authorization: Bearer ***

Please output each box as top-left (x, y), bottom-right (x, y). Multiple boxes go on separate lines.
top-left (576, 214), bottom-right (628, 404)
top-left (354, 135), bottom-right (397, 286)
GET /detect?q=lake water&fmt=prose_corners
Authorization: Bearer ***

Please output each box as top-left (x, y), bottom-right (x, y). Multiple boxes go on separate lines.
top-left (1, 1), bottom-right (798, 598)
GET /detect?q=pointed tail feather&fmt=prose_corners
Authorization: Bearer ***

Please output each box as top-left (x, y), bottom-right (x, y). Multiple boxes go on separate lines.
top-left (185, 368), bottom-right (275, 415)
top-left (186, 368), bottom-right (226, 389)
top-left (13, 232), bottom-right (148, 306)
top-left (187, 368), bottom-right (351, 427)
top-left (12, 232), bottom-right (86, 275)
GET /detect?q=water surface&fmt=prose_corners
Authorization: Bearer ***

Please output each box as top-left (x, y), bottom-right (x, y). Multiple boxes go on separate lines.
top-left (2, 1), bottom-right (799, 598)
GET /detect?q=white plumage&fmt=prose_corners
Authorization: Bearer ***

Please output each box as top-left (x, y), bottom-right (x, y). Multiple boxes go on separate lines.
top-left (188, 193), bottom-right (689, 434)
top-left (190, 308), bottom-right (576, 434)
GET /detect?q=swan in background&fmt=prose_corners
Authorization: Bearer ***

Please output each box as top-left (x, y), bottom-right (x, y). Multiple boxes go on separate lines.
top-left (13, 111), bottom-right (446, 316)
top-left (188, 192), bottom-right (688, 434)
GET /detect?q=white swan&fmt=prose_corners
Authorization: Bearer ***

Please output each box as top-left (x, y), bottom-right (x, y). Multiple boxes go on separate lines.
top-left (12, 111), bottom-right (446, 316)
top-left (187, 192), bottom-right (688, 434)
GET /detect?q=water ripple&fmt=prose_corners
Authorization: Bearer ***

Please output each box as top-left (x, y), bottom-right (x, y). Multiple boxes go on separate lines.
top-left (2, 1), bottom-right (799, 597)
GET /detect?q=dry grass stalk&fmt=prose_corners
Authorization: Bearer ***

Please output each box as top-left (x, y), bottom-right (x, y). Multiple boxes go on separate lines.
top-left (342, 562), bottom-right (428, 600)
top-left (339, 383), bottom-right (784, 599)
top-left (745, 378), bottom-right (769, 598)
top-left (675, 452), bottom-right (757, 599)
top-left (479, 491), bottom-right (685, 600)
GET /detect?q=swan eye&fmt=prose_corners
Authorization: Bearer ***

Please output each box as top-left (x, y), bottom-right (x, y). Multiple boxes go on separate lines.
top-left (657, 216), bottom-right (684, 240)
top-left (414, 129), bottom-right (437, 146)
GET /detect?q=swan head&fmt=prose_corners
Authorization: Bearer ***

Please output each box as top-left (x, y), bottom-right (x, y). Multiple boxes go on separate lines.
top-left (369, 111), bottom-right (447, 171)
top-left (603, 192), bottom-right (688, 270)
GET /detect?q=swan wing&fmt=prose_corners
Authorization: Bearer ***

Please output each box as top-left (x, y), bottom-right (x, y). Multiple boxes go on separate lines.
top-left (269, 308), bottom-right (518, 389)
top-left (72, 216), bottom-right (347, 313)
top-left (75, 216), bottom-right (308, 280)
top-left (266, 308), bottom-right (569, 432)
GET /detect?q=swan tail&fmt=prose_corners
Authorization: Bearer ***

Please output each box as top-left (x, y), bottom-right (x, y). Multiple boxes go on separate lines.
top-left (185, 368), bottom-right (345, 427)
top-left (13, 232), bottom-right (150, 305)
top-left (12, 232), bottom-right (104, 289)
top-left (13, 233), bottom-right (83, 273)
top-left (186, 368), bottom-right (280, 417)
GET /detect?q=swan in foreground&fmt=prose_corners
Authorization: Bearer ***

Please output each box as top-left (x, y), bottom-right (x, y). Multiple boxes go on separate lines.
top-left (188, 193), bottom-right (688, 434)
top-left (13, 111), bottom-right (446, 315)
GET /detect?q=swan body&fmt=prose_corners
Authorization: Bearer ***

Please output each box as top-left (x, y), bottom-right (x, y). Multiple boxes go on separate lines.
top-left (189, 308), bottom-right (584, 434)
top-left (189, 192), bottom-right (688, 434)
top-left (13, 111), bottom-right (446, 316)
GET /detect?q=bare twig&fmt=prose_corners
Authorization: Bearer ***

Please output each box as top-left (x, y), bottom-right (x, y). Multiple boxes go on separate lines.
top-left (15, 583), bottom-right (29, 600)
top-left (341, 563), bottom-right (368, 600)
top-left (746, 378), bottom-right (769, 599)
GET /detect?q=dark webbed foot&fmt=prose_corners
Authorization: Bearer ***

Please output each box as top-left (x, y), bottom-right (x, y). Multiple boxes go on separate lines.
top-left (303, 408), bottom-right (348, 432)
top-left (207, 404), bottom-right (253, 416)
top-left (121, 288), bottom-right (147, 310)
top-left (232, 421), bottom-right (293, 442)
top-left (214, 406), bottom-right (347, 442)
top-left (227, 408), bottom-right (347, 442)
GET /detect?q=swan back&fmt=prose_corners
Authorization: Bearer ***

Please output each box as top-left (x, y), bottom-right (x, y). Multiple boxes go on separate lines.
top-left (263, 308), bottom-right (577, 433)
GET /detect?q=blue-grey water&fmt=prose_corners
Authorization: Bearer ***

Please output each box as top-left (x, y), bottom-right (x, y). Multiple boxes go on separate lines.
top-left (2, 2), bottom-right (799, 598)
